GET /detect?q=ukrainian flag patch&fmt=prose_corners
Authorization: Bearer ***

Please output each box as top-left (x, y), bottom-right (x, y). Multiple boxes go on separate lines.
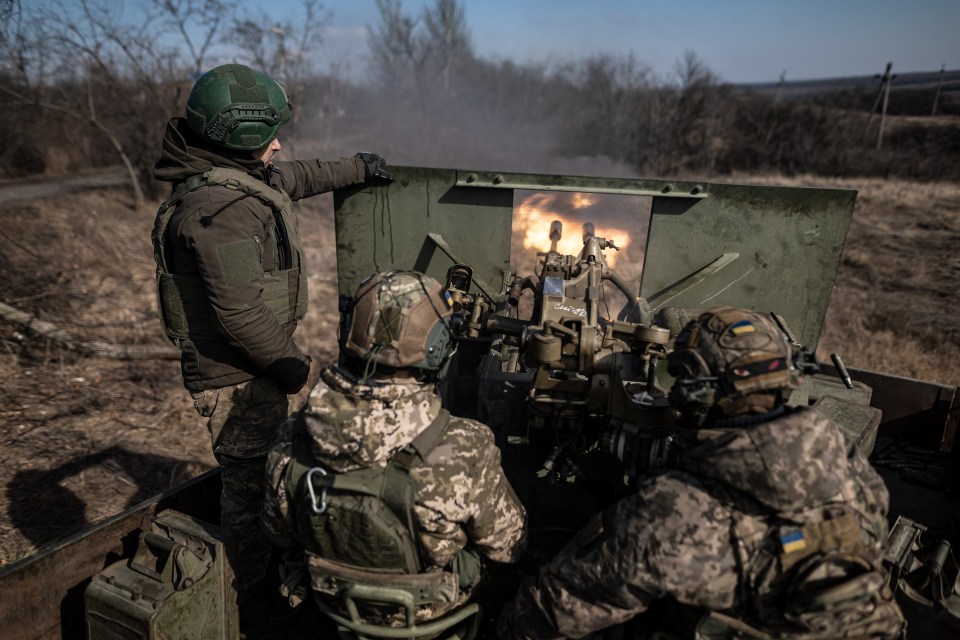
top-left (730, 320), bottom-right (755, 335)
top-left (780, 529), bottom-right (807, 553)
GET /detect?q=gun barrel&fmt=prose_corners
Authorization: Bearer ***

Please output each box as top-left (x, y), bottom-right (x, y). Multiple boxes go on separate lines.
top-left (582, 222), bottom-right (595, 242)
top-left (549, 220), bottom-right (562, 253)
top-left (486, 315), bottom-right (528, 338)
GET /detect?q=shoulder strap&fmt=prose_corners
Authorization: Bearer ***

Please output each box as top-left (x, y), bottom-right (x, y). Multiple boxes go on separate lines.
top-left (289, 409), bottom-right (452, 497)
top-left (288, 413), bottom-right (455, 574)
top-left (153, 170), bottom-right (266, 273)
top-left (379, 409), bottom-right (450, 570)
top-left (391, 409), bottom-right (451, 471)
top-left (152, 174), bottom-right (207, 273)
top-left (204, 166), bottom-right (288, 212)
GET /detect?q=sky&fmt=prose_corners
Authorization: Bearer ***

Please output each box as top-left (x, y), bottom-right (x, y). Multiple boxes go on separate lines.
top-left (306, 0), bottom-right (956, 84)
top-left (21, 0), bottom-right (956, 84)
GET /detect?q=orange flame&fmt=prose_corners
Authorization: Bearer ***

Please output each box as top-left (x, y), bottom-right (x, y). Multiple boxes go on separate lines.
top-left (514, 192), bottom-right (630, 268)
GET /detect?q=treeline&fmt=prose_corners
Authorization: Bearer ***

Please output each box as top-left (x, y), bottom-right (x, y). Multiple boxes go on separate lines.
top-left (1, 0), bottom-right (957, 204)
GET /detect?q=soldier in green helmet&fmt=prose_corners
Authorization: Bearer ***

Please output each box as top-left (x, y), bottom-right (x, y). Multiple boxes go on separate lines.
top-left (151, 63), bottom-right (391, 610)
top-left (262, 270), bottom-right (528, 634)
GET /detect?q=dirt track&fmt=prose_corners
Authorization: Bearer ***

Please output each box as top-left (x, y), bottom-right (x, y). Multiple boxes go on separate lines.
top-left (0, 168), bottom-right (129, 205)
top-left (1, 171), bottom-right (958, 567)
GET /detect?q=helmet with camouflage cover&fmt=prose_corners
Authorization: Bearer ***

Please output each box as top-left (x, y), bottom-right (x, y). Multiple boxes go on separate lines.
top-left (667, 306), bottom-right (798, 425)
top-left (340, 270), bottom-right (455, 376)
top-left (186, 64), bottom-right (291, 151)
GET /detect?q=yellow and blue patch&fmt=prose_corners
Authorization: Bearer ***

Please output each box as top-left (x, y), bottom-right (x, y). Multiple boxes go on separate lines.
top-left (730, 320), bottom-right (756, 335)
top-left (443, 290), bottom-right (454, 307)
top-left (780, 529), bottom-right (807, 554)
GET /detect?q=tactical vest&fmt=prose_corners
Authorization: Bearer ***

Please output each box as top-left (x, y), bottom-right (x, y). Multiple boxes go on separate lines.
top-left (722, 503), bottom-right (901, 638)
top-left (151, 167), bottom-right (308, 347)
top-left (649, 500), bottom-right (903, 640)
top-left (286, 410), bottom-right (451, 576)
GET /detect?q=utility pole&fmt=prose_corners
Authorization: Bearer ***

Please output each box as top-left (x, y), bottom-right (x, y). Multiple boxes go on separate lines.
top-left (874, 62), bottom-right (894, 151)
top-left (765, 70), bottom-right (787, 146)
top-left (773, 69), bottom-right (786, 103)
top-left (932, 63), bottom-right (945, 116)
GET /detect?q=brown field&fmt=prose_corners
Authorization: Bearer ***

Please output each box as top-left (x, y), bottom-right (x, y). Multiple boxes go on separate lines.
top-left (0, 171), bottom-right (958, 567)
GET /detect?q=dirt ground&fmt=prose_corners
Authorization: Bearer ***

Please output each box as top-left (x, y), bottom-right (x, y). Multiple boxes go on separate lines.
top-left (1, 171), bottom-right (958, 568)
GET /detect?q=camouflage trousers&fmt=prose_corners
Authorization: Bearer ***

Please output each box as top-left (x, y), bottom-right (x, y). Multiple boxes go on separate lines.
top-left (191, 377), bottom-right (289, 597)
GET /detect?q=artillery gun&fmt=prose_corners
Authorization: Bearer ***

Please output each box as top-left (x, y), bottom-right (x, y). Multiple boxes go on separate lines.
top-left (2, 166), bottom-right (959, 639)
top-left (437, 219), bottom-right (677, 531)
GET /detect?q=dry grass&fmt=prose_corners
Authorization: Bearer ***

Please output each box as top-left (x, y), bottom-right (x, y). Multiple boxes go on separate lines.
top-left (1, 171), bottom-right (957, 567)
top-left (733, 174), bottom-right (960, 386)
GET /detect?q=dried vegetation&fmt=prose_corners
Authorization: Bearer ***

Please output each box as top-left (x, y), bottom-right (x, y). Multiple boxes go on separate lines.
top-left (0, 188), bottom-right (334, 566)
top-left (1, 0), bottom-right (958, 572)
top-left (1, 172), bottom-right (958, 566)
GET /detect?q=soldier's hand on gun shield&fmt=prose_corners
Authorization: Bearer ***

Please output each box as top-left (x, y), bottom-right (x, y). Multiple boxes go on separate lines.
top-left (355, 152), bottom-right (394, 183)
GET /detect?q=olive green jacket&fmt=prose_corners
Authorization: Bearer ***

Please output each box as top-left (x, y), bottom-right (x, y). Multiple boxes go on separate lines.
top-left (153, 118), bottom-right (365, 392)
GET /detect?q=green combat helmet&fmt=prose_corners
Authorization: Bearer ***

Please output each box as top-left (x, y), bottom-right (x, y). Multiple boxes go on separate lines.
top-left (341, 270), bottom-right (455, 376)
top-left (186, 64), bottom-right (291, 151)
top-left (667, 306), bottom-right (799, 426)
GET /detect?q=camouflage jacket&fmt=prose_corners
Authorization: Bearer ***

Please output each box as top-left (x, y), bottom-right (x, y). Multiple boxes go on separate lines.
top-left (153, 118), bottom-right (366, 393)
top-left (263, 365), bottom-right (528, 571)
top-left (498, 407), bottom-right (903, 640)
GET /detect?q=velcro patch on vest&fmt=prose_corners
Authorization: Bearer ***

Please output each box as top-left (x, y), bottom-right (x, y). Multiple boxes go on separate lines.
top-left (779, 513), bottom-right (866, 573)
top-left (217, 239), bottom-right (260, 284)
top-left (779, 528), bottom-right (807, 554)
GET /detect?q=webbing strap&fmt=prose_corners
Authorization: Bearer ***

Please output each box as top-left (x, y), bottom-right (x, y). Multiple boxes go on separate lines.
top-left (392, 410), bottom-right (450, 471)
top-left (153, 175), bottom-right (206, 274)
top-left (154, 168), bottom-right (288, 273)
top-left (290, 409), bottom-right (452, 574)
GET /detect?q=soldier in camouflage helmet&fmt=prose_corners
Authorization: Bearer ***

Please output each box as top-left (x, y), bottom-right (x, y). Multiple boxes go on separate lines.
top-left (497, 306), bottom-right (904, 639)
top-left (151, 63), bottom-right (391, 602)
top-left (263, 270), bottom-right (528, 630)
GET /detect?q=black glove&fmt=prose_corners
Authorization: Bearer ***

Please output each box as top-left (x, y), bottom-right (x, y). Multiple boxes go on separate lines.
top-left (267, 354), bottom-right (311, 395)
top-left (354, 152), bottom-right (393, 182)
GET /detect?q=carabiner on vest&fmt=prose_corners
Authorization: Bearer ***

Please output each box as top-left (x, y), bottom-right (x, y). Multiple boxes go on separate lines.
top-left (306, 467), bottom-right (329, 515)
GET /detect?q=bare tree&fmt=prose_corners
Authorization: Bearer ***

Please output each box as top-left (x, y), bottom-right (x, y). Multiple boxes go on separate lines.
top-left (367, 0), bottom-right (422, 90)
top-left (367, 0), bottom-right (471, 96)
top-left (226, 0), bottom-right (329, 157)
top-left (152, 0), bottom-right (226, 78)
top-left (0, 0), bottom-right (23, 75)
top-left (673, 49), bottom-right (716, 90)
top-left (1, 0), bottom-right (18, 31)
top-left (555, 55), bottom-right (655, 167)
top-left (0, 0), bottom-right (231, 205)
top-left (422, 0), bottom-right (470, 89)
top-left (227, 0), bottom-right (328, 80)
top-left (662, 50), bottom-right (729, 174)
